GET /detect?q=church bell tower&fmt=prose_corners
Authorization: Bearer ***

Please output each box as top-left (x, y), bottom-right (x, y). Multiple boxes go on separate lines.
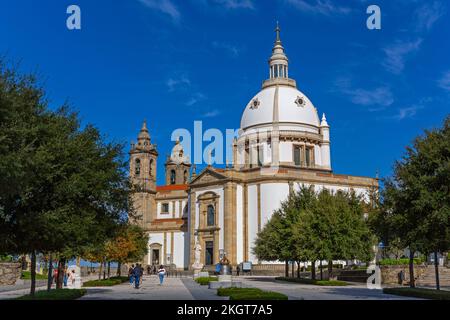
top-left (129, 120), bottom-right (158, 226)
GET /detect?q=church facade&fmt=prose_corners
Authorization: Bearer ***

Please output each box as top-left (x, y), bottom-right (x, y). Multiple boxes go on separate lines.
top-left (129, 27), bottom-right (378, 270)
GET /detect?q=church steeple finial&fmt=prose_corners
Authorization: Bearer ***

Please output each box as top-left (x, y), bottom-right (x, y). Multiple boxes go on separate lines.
top-left (268, 22), bottom-right (289, 81)
top-left (275, 21), bottom-right (281, 44)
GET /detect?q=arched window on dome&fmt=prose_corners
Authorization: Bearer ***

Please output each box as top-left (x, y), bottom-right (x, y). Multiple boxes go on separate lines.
top-left (149, 159), bottom-right (153, 177)
top-left (170, 169), bottom-right (176, 185)
top-left (184, 170), bottom-right (188, 184)
top-left (207, 205), bottom-right (215, 226)
top-left (135, 159), bottom-right (141, 176)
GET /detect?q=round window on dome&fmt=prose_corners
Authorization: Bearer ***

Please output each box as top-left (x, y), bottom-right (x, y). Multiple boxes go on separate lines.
top-left (295, 96), bottom-right (306, 107)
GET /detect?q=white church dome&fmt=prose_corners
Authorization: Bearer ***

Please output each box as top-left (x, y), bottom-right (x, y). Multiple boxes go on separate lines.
top-left (240, 86), bottom-right (320, 130)
top-left (239, 23), bottom-right (321, 132)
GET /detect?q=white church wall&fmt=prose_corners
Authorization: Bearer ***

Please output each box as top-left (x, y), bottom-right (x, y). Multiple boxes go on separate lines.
top-left (314, 145), bottom-right (322, 166)
top-left (279, 141), bottom-right (293, 162)
top-left (236, 184), bottom-right (244, 264)
top-left (247, 184), bottom-right (258, 262)
top-left (174, 200), bottom-right (179, 218)
top-left (260, 183), bottom-right (289, 227)
top-left (173, 232), bottom-right (186, 269)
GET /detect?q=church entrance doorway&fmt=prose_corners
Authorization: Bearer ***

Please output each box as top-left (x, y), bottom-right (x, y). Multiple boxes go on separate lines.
top-left (152, 249), bottom-right (160, 265)
top-left (205, 241), bottom-right (214, 265)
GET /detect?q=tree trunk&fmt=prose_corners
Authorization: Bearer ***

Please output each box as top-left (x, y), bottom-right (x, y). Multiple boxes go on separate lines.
top-left (76, 256), bottom-right (81, 268)
top-left (98, 261), bottom-right (103, 280)
top-left (291, 261), bottom-right (294, 277)
top-left (57, 259), bottom-right (65, 289)
top-left (117, 262), bottom-right (122, 277)
top-left (56, 260), bottom-right (61, 289)
top-left (296, 261), bottom-right (300, 278)
top-left (285, 261), bottom-right (289, 278)
top-left (47, 254), bottom-right (53, 292)
top-left (408, 250), bottom-right (415, 288)
top-left (107, 261), bottom-right (111, 279)
top-left (311, 261), bottom-right (316, 280)
top-left (320, 260), bottom-right (323, 280)
top-left (434, 251), bottom-right (440, 290)
top-left (30, 250), bottom-right (36, 296)
top-left (328, 260), bottom-right (333, 280)
top-left (103, 260), bottom-right (106, 280)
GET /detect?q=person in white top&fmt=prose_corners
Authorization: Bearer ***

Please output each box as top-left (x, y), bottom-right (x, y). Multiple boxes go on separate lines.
top-left (158, 265), bottom-right (166, 285)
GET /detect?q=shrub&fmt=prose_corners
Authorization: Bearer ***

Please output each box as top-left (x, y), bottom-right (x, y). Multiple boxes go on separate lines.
top-left (383, 287), bottom-right (450, 300)
top-left (195, 276), bottom-right (218, 285)
top-left (82, 276), bottom-right (128, 287)
top-left (275, 277), bottom-right (349, 286)
top-left (378, 258), bottom-right (423, 266)
top-left (217, 287), bottom-right (287, 300)
top-left (16, 289), bottom-right (86, 300)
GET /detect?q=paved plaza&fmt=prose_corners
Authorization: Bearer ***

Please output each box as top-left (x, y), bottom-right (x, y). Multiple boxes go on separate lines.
top-left (0, 275), bottom-right (423, 300)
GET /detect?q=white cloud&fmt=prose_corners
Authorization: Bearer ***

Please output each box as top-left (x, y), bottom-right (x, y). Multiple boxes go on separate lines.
top-left (212, 41), bottom-right (241, 57)
top-left (414, 1), bottom-right (445, 32)
top-left (438, 71), bottom-right (450, 91)
top-left (285, 0), bottom-right (352, 15)
top-left (388, 97), bottom-right (431, 121)
top-left (166, 75), bottom-right (191, 91)
top-left (202, 109), bottom-right (220, 118)
top-left (213, 0), bottom-right (254, 9)
top-left (382, 39), bottom-right (423, 74)
top-left (186, 92), bottom-right (207, 106)
top-left (138, 0), bottom-right (181, 22)
top-left (334, 77), bottom-right (394, 108)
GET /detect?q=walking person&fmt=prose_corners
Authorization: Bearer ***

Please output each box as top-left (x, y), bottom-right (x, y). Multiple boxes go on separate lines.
top-left (158, 265), bottom-right (166, 285)
top-left (147, 265), bottom-right (151, 275)
top-left (139, 264), bottom-right (144, 286)
top-left (128, 264), bottom-right (135, 286)
top-left (133, 264), bottom-right (142, 289)
top-left (236, 265), bottom-right (240, 276)
top-left (63, 267), bottom-right (68, 287)
top-left (152, 265), bottom-right (157, 275)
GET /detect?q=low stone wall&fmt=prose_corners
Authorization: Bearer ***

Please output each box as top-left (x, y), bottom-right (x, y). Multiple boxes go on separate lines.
top-left (0, 263), bottom-right (21, 285)
top-left (380, 265), bottom-right (427, 285)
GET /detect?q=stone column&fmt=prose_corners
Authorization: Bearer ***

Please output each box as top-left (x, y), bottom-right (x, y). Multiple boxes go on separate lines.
top-left (189, 190), bottom-right (197, 270)
top-left (223, 182), bottom-right (237, 265)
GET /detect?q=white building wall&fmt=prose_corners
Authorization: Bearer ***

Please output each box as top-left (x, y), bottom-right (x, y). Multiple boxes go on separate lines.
top-left (247, 184), bottom-right (258, 262)
top-left (173, 232), bottom-right (186, 269)
top-left (279, 141), bottom-right (292, 162)
top-left (260, 183), bottom-right (290, 228)
top-left (236, 184), bottom-right (244, 264)
top-left (314, 145), bottom-right (322, 166)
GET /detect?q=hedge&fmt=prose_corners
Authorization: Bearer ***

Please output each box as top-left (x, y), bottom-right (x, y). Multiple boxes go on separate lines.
top-left (217, 287), bottom-right (288, 300)
top-left (275, 277), bottom-right (349, 286)
top-left (378, 258), bottom-right (424, 266)
top-left (83, 276), bottom-right (128, 287)
top-left (16, 289), bottom-right (86, 300)
top-left (195, 276), bottom-right (218, 285)
top-left (383, 287), bottom-right (450, 300)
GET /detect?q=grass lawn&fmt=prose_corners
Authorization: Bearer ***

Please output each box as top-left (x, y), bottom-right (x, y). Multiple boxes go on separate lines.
top-left (82, 276), bottom-right (129, 287)
top-left (217, 287), bottom-right (288, 300)
top-left (21, 271), bottom-right (48, 280)
top-left (383, 287), bottom-right (450, 300)
top-left (195, 276), bottom-right (218, 285)
top-left (275, 277), bottom-right (349, 286)
top-left (16, 289), bottom-right (86, 300)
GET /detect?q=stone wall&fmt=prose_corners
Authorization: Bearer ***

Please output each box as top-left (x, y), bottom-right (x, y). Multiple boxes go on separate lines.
top-left (380, 265), bottom-right (427, 285)
top-left (0, 263), bottom-right (21, 285)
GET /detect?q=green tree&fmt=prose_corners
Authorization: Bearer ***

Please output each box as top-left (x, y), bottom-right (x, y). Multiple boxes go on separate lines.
top-left (0, 61), bottom-right (133, 295)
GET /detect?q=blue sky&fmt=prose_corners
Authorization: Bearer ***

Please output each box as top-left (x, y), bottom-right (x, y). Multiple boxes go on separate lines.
top-left (1, 0), bottom-right (449, 185)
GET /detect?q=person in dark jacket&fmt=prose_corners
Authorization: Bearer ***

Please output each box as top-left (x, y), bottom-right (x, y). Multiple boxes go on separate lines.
top-left (133, 264), bottom-right (142, 289)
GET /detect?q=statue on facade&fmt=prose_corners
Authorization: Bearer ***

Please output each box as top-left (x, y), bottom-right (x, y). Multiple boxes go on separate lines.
top-left (192, 236), bottom-right (203, 270)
